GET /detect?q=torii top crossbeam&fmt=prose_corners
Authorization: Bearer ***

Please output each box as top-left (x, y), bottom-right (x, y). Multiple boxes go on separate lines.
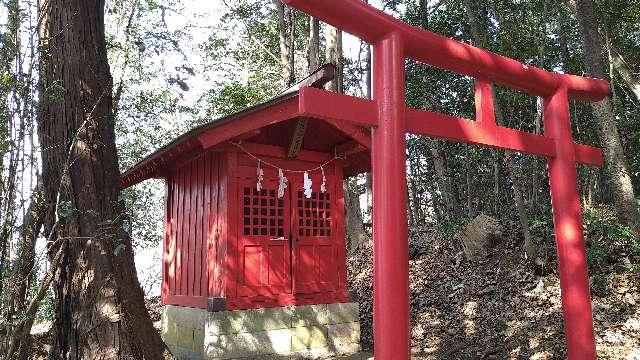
top-left (284, 0), bottom-right (609, 101)
top-left (282, 1), bottom-right (607, 359)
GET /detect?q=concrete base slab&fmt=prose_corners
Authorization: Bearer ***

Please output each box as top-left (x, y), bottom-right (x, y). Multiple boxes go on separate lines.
top-left (161, 303), bottom-right (361, 359)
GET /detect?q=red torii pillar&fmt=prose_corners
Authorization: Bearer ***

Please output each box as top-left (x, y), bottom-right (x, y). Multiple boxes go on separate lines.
top-left (283, 1), bottom-right (607, 358)
top-left (372, 32), bottom-right (411, 359)
top-left (545, 88), bottom-right (597, 357)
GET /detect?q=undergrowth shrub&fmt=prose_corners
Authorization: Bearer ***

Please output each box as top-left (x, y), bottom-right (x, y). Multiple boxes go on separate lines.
top-left (583, 205), bottom-right (639, 276)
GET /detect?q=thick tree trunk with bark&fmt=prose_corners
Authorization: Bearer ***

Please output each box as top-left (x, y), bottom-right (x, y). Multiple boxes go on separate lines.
top-left (607, 41), bottom-right (640, 103)
top-left (325, 25), bottom-right (343, 93)
top-left (307, 16), bottom-right (320, 73)
top-left (574, 0), bottom-right (640, 235)
top-left (566, 0), bottom-right (640, 103)
top-left (37, 1), bottom-right (172, 359)
top-left (275, 1), bottom-right (295, 86)
top-left (323, 21), bottom-right (368, 248)
top-left (344, 179), bottom-right (369, 252)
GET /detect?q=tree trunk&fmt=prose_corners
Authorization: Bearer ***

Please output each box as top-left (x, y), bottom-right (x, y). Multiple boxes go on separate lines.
top-left (325, 25), bottom-right (343, 93)
top-left (324, 22), bottom-right (367, 248)
top-left (37, 1), bottom-right (172, 358)
top-left (574, 0), bottom-right (640, 235)
top-left (566, 0), bottom-right (640, 103)
top-left (287, 8), bottom-right (296, 82)
top-left (275, 1), bottom-right (295, 86)
top-left (529, 0), bottom-right (547, 211)
top-left (344, 179), bottom-right (369, 252)
top-left (466, 146), bottom-right (473, 219)
top-left (408, 146), bottom-right (423, 227)
top-left (463, 0), bottom-right (539, 264)
top-left (364, 21), bottom-right (373, 215)
top-left (607, 41), bottom-right (640, 103)
top-left (307, 16), bottom-right (320, 73)
top-left (430, 139), bottom-right (455, 216)
top-left (418, 0), bottom-right (456, 219)
top-left (505, 152), bottom-right (538, 261)
top-left (3, 177), bottom-right (45, 360)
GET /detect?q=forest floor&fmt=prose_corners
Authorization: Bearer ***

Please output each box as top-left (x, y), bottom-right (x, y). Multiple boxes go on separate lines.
top-left (27, 230), bottom-right (639, 359)
top-left (347, 228), bottom-right (640, 360)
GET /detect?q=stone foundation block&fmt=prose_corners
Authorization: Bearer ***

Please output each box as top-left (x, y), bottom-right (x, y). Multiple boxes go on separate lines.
top-left (162, 305), bottom-right (208, 358)
top-left (327, 322), bottom-right (361, 354)
top-left (163, 302), bottom-right (361, 359)
top-left (165, 305), bottom-right (206, 330)
top-left (162, 321), bottom-right (178, 346)
top-left (327, 302), bottom-right (359, 324)
top-left (291, 304), bottom-right (329, 327)
top-left (291, 325), bottom-right (328, 351)
top-left (205, 329), bottom-right (292, 359)
top-left (177, 325), bottom-right (195, 350)
top-left (208, 306), bottom-right (293, 335)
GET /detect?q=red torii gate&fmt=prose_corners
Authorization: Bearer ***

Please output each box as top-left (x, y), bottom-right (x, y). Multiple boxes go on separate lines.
top-left (284, 0), bottom-right (609, 358)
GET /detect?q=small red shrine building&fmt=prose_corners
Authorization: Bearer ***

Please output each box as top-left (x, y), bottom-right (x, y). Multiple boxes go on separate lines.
top-left (122, 66), bottom-right (366, 312)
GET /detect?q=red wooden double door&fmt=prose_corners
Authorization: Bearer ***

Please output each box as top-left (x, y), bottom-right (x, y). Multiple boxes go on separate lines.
top-left (236, 168), bottom-right (342, 302)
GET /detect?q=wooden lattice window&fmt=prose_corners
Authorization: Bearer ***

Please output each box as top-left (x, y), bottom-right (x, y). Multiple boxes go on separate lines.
top-left (243, 187), bottom-right (285, 237)
top-left (297, 191), bottom-right (331, 237)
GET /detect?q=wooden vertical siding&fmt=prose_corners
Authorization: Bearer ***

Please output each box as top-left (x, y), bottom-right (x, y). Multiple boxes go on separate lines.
top-left (161, 145), bottom-right (349, 310)
top-left (163, 151), bottom-right (221, 308)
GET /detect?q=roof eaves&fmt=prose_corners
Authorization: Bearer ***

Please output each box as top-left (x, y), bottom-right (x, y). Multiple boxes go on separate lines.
top-left (120, 90), bottom-right (300, 188)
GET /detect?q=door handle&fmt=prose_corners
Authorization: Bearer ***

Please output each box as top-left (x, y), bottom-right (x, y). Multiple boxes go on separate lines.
top-left (270, 237), bottom-right (288, 241)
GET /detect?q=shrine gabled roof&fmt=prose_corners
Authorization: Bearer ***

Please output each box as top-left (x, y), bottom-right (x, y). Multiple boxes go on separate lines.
top-left (120, 91), bottom-right (301, 188)
top-left (120, 64), bottom-right (372, 188)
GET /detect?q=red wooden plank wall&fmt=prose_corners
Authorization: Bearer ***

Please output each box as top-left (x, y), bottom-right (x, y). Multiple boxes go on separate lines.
top-left (163, 151), bottom-right (221, 307)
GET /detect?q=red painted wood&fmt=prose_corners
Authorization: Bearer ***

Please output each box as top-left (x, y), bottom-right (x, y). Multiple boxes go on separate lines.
top-left (289, 170), bottom-right (339, 295)
top-left (236, 177), bottom-right (293, 297)
top-left (160, 143), bottom-right (351, 309)
top-left (406, 108), bottom-right (556, 158)
top-left (322, 118), bottom-right (371, 149)
top-left (371, 33), bottom-right (410, 359)
top-left (170, 173), bottom-right (179, 295)
top-left (222, 151), bottom-right (236, 299)
top-left (298, 87), bottom-right (377, 127)
top-left (283, 0), bottom-right (609, 101)
top-left (334, 140), bottom-right (367, 157)
top-left (208, 152), bottom-right (221, 297)
top-left (545, 88), bottom-right (597, 359)
top-left (226, 292), bottom-right (348, 311)
top-left (284, 1), bottom-right (605, 357)
top-left (164, 153), bottom-right (220, 300)
top-left (162, 179), bottom-right (171, 304)
top-left (187, 162), bottom-right (197, 296)
top-left (193, 157), bottom-right (203, 296)
top-left (333, 164), bottom-right (349, 299)
top-left (214, 153), bottom-right (224, 297)
top-left (297, 88), bottom-right (604, 166)
top-left (198, 97), bottom-right (299, 149)
top-left (474, 79), bottom-right (497, 127)
top-left (151, 1), bottom-right (608, 357)
top-left (173, 167), bottom-right (189, 295)
top-left (238, 157), bottom-right (325, 175)
top-left (165, 295), bottom-right (208, 309)
top-left (224, 141), bottom-right (334, 163)
top-left (176, 167), bottom-right (185, 296)
top-left (574, 143), bottom-right (604, 167)
top-left (202, 153), bottom-right (212, 296)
